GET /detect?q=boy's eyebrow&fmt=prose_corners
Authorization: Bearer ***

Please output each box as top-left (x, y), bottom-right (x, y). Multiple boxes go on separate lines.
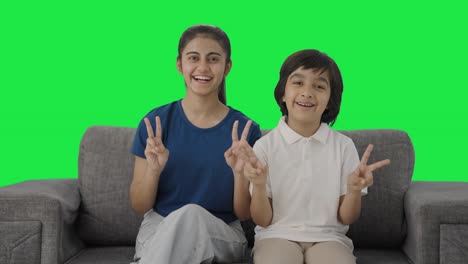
top-left (289, 73), bottom-right (305, 79)
top-left (290, 73), bottom-right (330, 85)
top-left (317, 76), bottom-right (329, 85)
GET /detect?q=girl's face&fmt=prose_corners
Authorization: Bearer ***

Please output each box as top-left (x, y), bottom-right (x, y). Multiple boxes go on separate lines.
top-left (177, 37), bottom-right (231, 100)
top-left (283, 66), bottom-right (331, 128)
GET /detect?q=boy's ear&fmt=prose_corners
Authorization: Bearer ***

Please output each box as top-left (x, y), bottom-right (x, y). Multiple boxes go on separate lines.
top-left (224, 60), bottom-right (232, 77)
top-left (176, 58), bottom-right (182, 74)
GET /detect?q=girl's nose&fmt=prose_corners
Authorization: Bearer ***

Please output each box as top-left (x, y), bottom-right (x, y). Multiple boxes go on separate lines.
top-left (197, 60), bottom-right (209, 72)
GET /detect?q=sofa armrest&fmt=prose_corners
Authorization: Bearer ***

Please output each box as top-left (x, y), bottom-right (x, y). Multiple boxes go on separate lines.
top-left (403, 181), bottom-right (468, 264)
top-left (0, 179), bottom-right (84, 264)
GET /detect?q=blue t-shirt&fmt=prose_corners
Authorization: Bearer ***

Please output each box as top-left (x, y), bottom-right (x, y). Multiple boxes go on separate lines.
top-left (131, 100), bottom-right (261, 223)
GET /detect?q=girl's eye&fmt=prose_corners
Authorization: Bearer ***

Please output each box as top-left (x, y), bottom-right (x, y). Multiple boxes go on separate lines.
top-left (292, 81), bottom-right (302, 86)
top-left (209, 57), bottom-right (219, 62)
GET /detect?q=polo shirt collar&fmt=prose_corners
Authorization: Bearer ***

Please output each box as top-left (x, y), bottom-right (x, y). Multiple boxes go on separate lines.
top-left (278, 116), bottom-right (330, 145)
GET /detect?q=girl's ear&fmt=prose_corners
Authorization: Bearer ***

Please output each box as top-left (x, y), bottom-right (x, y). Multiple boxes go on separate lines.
top-left (176, 57), bottom-right (182, 74)
top-left (224, 60), bottom-right (232, 77)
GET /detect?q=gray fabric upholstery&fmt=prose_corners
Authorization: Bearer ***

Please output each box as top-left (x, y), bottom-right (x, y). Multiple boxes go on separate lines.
top-left (65, 247), bottom-right (134, 264)
top-left (342, 130), bottom-right (414, 248)
top-left (354, 249), bottom-right (410, 263)
top-left (0, 220), bottom-right (42, 264)
top-left (0, 179), bottom-right (83, 264)
top-left (1, 126), bottom-right (467, 264)
top-left (403, 181), bottom-right (468, 264)
top-left (440, 224), bottom-right (468, 264)
top-left (78, 126), bottom-right (142, 245)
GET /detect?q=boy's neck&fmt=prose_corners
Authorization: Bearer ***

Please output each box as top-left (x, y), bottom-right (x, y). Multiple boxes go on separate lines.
top-left (285, 116), bottom-right (322, 138)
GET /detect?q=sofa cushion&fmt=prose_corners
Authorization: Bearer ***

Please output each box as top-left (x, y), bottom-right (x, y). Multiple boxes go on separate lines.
top-left (342, 130), bottom-right (414, 248)
top-left (78, 126), bottom-right (142, 245)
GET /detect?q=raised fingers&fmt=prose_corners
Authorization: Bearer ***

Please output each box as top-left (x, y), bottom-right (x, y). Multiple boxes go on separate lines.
top-left (360, 144), bottom-right (373, 166)
top-left (155, 116), bottom-right (162, 141)
top-left (240, 120), bottom-right (252, 141)
top-left (367, 159), bottom-right (391, 172)
top-left (144, 117), bottom-right (154, 138)
top-left (231, 120), bottom-right (239, 142)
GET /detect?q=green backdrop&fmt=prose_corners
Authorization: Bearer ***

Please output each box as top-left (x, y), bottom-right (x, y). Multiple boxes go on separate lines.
top-left (1, 1), bottom-right (467, 187)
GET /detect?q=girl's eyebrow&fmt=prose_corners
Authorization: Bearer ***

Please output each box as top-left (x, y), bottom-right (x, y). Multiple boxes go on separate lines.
top-left (185, 51), bottom-right (222, 56)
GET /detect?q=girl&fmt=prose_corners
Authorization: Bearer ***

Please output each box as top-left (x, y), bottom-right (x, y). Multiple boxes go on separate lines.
top-left (234, 49), bottom-right (390, 264)
top-left (129, 25), bottom-right (261, 264)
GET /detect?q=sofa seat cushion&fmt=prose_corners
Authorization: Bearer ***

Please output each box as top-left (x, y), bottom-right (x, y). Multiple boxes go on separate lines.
top-left (354, 248), bottom-right (410, 264)
top-left (65, 247), bottom-right (135, 264)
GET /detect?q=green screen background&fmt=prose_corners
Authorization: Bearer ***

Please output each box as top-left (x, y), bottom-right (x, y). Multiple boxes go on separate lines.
top-left (1, 1), bottom-right (467, 187)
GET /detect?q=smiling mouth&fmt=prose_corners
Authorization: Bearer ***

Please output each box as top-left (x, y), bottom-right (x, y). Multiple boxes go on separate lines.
top-left (193, 76), bottom-right (213, 82)
top-left (296, 102), bottom-right (315, 107)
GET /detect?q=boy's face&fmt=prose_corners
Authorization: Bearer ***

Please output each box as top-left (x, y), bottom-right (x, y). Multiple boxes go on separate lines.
top-left (283, 66), bottom-right (331, 129)
top-left (176, 37), bottom-right (231, 99)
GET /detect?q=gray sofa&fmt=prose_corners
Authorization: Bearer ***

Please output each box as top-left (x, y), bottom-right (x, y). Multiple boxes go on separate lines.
top-left (1, 126), bottom-right (467, 264)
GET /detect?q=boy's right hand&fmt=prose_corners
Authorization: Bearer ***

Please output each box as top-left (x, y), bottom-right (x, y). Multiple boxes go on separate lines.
top-left (244, 159), bottom-right (268, 187)
top-left (144, 116), bottom-right (169, 174)
top-left (235, 144), bottom-right (268, 186)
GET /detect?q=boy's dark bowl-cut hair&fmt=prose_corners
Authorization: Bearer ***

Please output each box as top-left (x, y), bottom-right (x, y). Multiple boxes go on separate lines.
top-left (274, 49), bottom-right (343, 126)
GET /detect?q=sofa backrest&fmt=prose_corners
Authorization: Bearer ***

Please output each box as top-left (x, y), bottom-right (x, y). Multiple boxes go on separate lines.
top-left (341, 129), bottom-right (414, 248)
top-left (78, 126), bottom-right (414, 248)
top-left (78, 126), bottom-right (141, 246)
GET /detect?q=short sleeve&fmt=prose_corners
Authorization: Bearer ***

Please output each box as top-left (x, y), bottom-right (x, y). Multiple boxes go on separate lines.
top-left (249, 138), bottom-right (272, 198)
top-left (247, 121), bottom-right (262, 147)
top-left (341, 140), bottom-right (366, 196)
top-left (131, 118), bottom-right (149, 158)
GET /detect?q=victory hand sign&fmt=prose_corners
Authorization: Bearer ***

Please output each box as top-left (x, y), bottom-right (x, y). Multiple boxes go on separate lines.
top-left (144, 116), bottom-right (169, 174)
top-left (348, 144), bottom-right (391, 193)
top-left (225, 120), bottom-right (252, 174)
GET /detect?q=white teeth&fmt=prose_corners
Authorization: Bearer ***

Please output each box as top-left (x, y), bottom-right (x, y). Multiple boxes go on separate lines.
top-left (193, 76), bottom-right (212, 81)
top-left (296, 102), bottom-right (314, 107)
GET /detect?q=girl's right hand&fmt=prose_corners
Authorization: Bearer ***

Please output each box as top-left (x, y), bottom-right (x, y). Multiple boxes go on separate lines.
top-left (144, 116), bottom-right (169, 174)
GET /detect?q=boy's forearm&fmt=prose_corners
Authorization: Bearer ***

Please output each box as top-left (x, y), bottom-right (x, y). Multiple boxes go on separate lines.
top-left (250, 184), bottom-right (272, 227)
top-left (233, 171), bottom-right (251, 220)
top-left (338, 191), bottom-right (362, 225)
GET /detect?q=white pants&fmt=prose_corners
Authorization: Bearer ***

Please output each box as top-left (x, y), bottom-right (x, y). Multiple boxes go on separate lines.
top-left (133, 204), bottom-right (248, 264)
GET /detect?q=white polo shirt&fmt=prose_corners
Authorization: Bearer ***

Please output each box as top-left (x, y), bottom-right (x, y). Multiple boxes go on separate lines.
top-left (251, 117), bottom-right (365, 251)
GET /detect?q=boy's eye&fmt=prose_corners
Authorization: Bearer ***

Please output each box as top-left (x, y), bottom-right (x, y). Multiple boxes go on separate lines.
top-left (188, 56), bottom-right (198, 61)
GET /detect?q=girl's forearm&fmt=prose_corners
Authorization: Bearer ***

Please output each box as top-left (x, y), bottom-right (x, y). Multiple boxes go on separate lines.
top-left (250, 184), bottom-right (272, 227)
top-left (233, 172), bottom-right (251, 220)
top-left (338, 191), bottom-right (361, 225)
top-left (130, 165), bottom-right (161, 216)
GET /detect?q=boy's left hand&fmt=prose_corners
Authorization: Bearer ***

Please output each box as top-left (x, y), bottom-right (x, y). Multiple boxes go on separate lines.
top-left (348, 144), bottom-right (391, 193)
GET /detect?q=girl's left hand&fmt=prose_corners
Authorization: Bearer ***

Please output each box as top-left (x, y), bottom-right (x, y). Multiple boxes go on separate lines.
top-left (347, 144), bottom-right (391, 193)
top-left (225, 120), bottom-right (252, 174)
